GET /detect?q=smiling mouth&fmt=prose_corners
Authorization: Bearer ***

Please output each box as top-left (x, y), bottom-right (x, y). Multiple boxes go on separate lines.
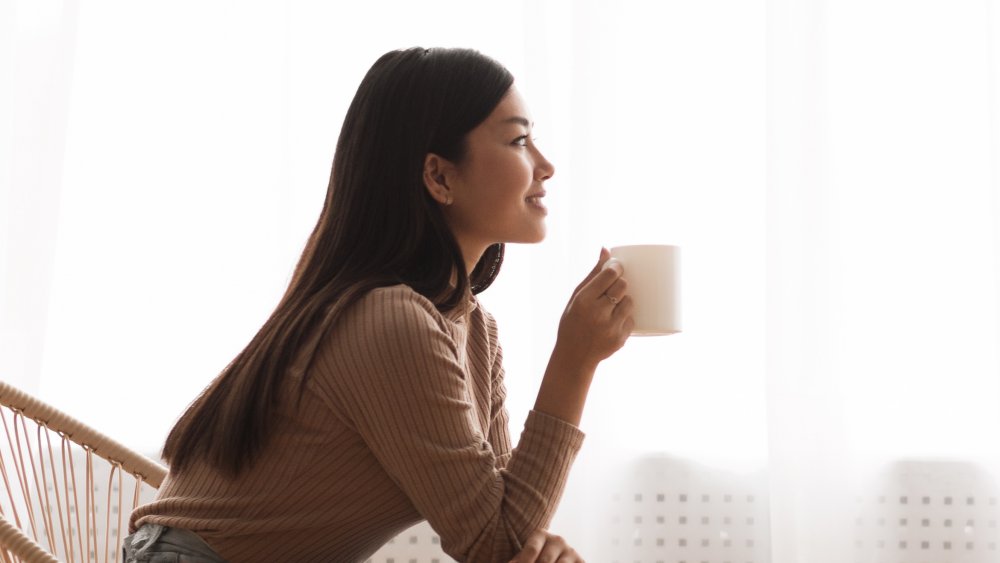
top-left (526, 195), bottom-right (547, 212)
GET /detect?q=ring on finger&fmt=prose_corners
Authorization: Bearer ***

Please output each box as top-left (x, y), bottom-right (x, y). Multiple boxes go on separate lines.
top-left (605, 294), bottom-right (619, 305)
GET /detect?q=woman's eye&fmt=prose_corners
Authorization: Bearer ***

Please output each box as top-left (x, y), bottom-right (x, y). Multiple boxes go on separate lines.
top-left (513, 135), bottom-right (537, 147)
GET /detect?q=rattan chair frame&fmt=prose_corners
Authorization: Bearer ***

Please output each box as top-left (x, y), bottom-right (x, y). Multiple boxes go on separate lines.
top-left (0, 381), bottom-right (167, 563)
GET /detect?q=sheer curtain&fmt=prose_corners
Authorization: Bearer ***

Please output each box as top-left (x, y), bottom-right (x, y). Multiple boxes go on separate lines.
top-left (768, 1), bottom-right (1000, 561)
top-left (3, 0), bottom-right (999, 561)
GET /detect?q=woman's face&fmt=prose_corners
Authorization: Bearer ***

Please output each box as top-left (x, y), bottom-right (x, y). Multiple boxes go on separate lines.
top-left (436, 86), bottom-right (555, 260)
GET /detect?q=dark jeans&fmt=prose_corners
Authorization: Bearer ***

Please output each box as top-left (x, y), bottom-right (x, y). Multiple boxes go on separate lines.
top-left (122, 524), bottom-right (227, 562)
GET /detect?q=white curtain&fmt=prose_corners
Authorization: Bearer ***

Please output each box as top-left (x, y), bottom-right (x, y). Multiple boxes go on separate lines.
top-left (3, 1), bottom-right (999, 561)
top-left (768, 1), bottom-right (1000, 561)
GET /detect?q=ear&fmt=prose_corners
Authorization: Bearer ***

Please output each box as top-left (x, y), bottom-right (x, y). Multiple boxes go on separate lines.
top-left (422, 153), bottom-right (455, 206)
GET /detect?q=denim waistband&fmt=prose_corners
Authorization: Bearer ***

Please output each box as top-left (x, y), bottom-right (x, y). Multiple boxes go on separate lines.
top-left (122, 523), bottom-right (227, 562)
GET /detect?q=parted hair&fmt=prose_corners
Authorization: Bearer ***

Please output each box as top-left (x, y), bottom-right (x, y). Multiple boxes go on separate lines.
top-left (163, 47), bottom-right (513, 475)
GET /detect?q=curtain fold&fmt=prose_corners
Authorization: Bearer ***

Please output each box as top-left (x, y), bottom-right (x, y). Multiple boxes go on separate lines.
top-left (766, 1), bottom-right (856, 558)
top-left (767, 1), bottom-right (1000, 561)
top-left (1, 0), bottom-right (79, 394)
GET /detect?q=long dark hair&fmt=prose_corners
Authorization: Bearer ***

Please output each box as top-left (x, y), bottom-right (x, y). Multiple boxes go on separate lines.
top-left (163, 47), bottom-right (513, 476)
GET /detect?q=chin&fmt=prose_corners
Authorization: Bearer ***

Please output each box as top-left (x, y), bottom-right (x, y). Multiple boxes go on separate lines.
top-left (531, 222), bottom-right (547, 242)
top-left (501, 220), bottom-right (546, 245)
top-left (521, 226), bottom-right (547, 244)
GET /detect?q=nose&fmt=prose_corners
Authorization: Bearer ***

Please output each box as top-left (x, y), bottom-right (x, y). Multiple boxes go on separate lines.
top-left (534, 147), bottom-right (555, 181)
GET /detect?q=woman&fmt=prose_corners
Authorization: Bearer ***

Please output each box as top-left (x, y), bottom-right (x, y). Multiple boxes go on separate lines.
top-left (127, 47), bottom-right (634, 563)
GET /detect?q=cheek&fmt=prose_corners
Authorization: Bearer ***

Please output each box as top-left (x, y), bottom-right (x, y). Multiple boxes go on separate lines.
top-left (456, 149), bottom-right (536, 229)
top-left (474, 155), bottom-right (530, 203)
top-left (491, 154), bottom-right (533, 194)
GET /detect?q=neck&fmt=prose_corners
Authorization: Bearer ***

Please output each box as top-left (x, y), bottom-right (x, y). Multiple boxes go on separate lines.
top-left (457, 240), bottom-right (489, 277)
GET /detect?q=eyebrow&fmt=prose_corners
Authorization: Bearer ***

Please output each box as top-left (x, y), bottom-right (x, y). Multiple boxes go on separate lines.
top-left (501, 116), bottom-right (534, 128)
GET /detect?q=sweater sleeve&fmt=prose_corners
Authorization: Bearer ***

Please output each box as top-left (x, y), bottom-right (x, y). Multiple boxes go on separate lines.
top-left (315, 287), bottom-right (584, 562)
top-left (485, 314), bottom-right (513, 470)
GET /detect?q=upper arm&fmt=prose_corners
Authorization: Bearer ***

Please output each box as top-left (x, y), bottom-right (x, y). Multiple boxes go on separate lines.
top-left (484, 312), bottom-right (512, 468)
top-left (314, 289), bottom-right (509, 556)
top-left (311, 288), bottom-right (583, 562)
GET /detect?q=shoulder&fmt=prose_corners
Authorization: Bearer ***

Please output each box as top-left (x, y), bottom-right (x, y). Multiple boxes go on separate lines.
top-left (339, 284), bottom-right (455, 347)
top-left (352, 284), bottom-right (441, 320)
top-left (311, 284), bottom-right (461, 382)
top-left (473, 298), bottom-right (498, 334)
top-left (307, 285), bottom-right (469, 415)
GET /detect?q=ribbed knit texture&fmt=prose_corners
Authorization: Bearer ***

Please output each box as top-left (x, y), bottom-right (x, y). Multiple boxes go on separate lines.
top-left (130, 285), bottom-right (585, 562)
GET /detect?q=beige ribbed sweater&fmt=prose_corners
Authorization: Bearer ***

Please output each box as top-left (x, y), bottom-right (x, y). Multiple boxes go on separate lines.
top-left (131, 284), bottom-right (585, 562)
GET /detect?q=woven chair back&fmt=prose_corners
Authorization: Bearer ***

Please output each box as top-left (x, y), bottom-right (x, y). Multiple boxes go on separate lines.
top-left (0, 382), bottom-right (167, 563)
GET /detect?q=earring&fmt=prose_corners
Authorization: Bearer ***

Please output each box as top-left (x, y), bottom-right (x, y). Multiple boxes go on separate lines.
top-left (444, 194), bottom-right (453, 206)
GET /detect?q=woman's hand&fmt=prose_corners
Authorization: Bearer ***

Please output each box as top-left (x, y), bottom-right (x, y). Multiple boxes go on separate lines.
top-left (555, 248), bottom-right (634, 370)
top-left (510, 529), bottom-right (585, 563)
top-left (534, 248), bottom-right (634, 425)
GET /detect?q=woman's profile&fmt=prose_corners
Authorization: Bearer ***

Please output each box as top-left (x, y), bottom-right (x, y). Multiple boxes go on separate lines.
top-left (126, 47), bottom-right (634, 563)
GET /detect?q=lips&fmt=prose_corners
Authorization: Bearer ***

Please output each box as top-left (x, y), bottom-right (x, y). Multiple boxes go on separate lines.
top-left (525, 191), bottom-right (547, 212)
top-left (525, 190), bottom-right (546, 205)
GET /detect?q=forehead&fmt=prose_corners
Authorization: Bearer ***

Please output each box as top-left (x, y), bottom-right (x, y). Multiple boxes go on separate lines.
top-left (484, 86), bottom-right (532, 127)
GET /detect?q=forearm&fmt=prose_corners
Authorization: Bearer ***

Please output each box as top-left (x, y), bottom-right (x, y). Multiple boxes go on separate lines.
top-left (533, 345), bottom-right (596, 427)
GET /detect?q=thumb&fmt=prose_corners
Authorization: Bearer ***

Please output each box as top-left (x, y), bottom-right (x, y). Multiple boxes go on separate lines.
top-left (574, 247), bottom-right (611, 293)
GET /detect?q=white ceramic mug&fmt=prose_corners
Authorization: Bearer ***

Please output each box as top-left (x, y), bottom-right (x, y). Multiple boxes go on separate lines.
top-left (608, 244), bottom-right (681, 336)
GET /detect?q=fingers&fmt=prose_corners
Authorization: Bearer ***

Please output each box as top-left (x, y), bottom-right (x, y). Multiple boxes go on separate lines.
top-left (511, 530), bottom-right (583, 563)
top-left (536, 534), bottom-right (570, 562)
top-left (574, 248), bottom-right (612, 294)
top-left (511, 530), bottom-right (547, 563)
top-left (558, 247), bottom-right (634, 365)
top-left (511, 531), bottom-right (581, 563)
top-left (603, 276), bottom-right (628, 304)
top-left (579, 259), bottom-right (624, 301)
top-left (612, 294), bottom-right (634, 321)
top-left (596, 247), bottom-right (611, 270)
top-left (612, 295), bottom-right (636, 344)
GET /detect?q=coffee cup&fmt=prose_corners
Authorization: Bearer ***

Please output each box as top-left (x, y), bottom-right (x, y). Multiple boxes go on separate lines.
top-left (608, 244), bottom-right (681, 336)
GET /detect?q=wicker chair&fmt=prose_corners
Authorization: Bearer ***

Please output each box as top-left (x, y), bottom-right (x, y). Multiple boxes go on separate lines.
top-left (0, 381), bottom-right (167, 563)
